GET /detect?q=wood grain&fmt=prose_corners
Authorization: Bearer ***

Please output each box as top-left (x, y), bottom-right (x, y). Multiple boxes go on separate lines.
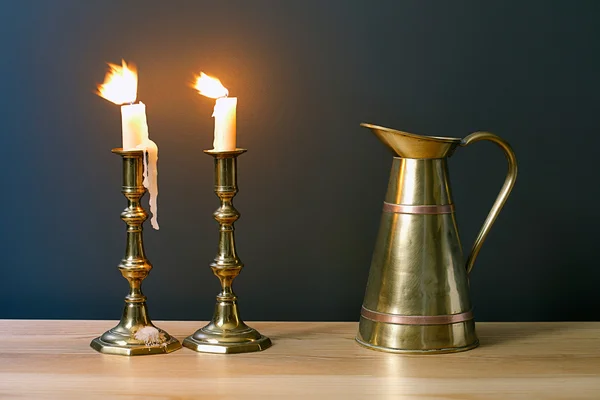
top-left (0, 321), bottom-right (599, 399)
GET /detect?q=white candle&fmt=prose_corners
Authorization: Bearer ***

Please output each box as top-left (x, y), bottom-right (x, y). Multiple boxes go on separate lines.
top-left (212, 97), bottom-right (237, 151)
top-left (121, 102), bottom-right (149, 149)
top-left (98, 61), bottom-right (159, 230)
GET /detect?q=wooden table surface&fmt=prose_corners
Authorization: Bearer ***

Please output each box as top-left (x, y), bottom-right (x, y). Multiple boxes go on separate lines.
top-left (0, 320), bottom-right (599, 399)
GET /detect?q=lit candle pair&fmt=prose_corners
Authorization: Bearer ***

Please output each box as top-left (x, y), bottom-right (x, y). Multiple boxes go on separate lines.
top-left (97, 61), bottom-right (238, 231)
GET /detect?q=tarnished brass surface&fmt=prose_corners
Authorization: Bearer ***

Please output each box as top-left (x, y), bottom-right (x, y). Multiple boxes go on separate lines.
top-left (90, 149), bottom-right (181, 356)
top-left (357, 125), bottom-right (517, 354)
top-left (183, 149), bottom-right (271, 354)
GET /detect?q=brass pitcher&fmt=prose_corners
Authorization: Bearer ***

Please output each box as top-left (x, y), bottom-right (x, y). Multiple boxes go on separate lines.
top-left (356, 123), bottom-right (517, 354)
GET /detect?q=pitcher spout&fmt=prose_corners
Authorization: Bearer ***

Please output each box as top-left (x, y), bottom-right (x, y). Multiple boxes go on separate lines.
top-left (361, 123), bottom-right (461, 159)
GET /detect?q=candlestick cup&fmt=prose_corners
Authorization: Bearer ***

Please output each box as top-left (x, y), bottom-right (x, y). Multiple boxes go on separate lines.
top-left (90, 149), bottom-right (181, 356)
top-left (183, 149), bottom-right (271, 354)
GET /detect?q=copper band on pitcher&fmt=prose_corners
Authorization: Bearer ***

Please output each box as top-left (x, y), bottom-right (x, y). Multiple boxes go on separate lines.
top-left (383, 202), bottom-right (455, 215)
top-left (361, 306), bottom-right (473, 325)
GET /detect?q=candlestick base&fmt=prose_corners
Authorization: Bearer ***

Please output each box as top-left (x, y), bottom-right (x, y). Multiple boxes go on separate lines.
top-left (183, 298), bottom-right (271, 354)
top-left (91, 303), bottom-right (181, 356)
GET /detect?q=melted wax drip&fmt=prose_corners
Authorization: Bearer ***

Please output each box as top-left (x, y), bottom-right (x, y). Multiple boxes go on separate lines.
top-left (136, 140), bottom-right (159, 230)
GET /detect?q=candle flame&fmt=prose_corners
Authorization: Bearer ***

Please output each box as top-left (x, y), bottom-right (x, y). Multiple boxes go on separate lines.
top-left (195, 72), bottom-right (229, 99)
top-left (97, 60), bottom-right (138, 105)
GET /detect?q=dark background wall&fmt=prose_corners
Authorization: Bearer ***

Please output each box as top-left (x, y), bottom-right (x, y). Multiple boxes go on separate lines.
top-left (1, 0), bottom-right (598, 322)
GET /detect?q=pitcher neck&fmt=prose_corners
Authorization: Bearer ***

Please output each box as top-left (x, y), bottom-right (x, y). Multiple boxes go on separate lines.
top-left (385, 158), bottom-right (453, 206)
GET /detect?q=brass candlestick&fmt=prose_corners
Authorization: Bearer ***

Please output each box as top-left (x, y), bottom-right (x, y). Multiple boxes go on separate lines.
top-left (183, 148), bottom-right (271, 354)
top-left (91, 148), bottom-right (181, 356)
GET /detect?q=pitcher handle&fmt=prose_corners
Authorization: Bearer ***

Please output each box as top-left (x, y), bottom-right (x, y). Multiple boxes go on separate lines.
top-left (460, 132), bottom-right (518, 274)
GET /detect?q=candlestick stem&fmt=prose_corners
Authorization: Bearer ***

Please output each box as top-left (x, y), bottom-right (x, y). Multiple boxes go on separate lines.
top-left (183, 149), bottom-right (271, 354)
top-left (90, 149), bottom-right (181, 356)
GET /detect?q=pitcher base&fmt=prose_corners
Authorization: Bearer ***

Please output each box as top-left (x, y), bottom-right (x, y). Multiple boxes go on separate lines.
top-left (355, 337), bottom-right (479, 354)
top-left (356, 317), bottom-right (479, 353)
